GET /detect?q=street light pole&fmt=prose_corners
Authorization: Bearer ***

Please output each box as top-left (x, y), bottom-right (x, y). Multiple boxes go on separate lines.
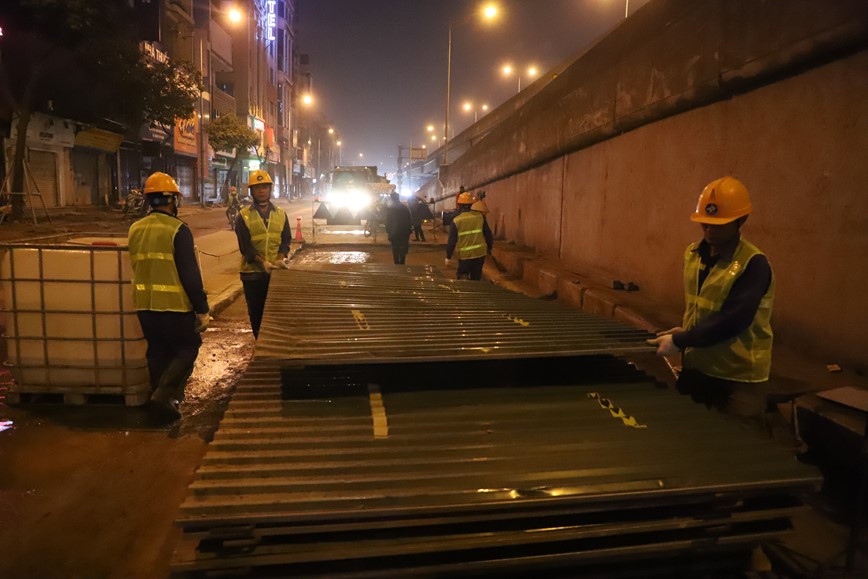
top-left (444, 22), bottom-right (454, 166)
top-left (444, 4), bottom-right (498, 169)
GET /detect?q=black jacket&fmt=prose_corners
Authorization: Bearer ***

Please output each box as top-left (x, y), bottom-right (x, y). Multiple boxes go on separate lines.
top-left (385, 200), bottom-right (412, 241)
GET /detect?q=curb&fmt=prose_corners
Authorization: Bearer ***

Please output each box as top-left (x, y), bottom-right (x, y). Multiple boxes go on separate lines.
top-left (209, 281), bottom-right (244, 316)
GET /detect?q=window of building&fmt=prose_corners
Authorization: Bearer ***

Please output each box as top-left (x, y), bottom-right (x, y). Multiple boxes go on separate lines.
top-left (218, 82), bottom-right (234, 96)
top-left (278, 1), bottom-right (285, 18)
top-left (277, 28), bottom-right (285, 72)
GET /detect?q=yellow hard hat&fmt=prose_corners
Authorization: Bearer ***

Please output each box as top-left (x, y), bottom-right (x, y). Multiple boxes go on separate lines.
top-left (248, 169), bottom-right (273, 188)
top-left (457, 192), bottom-right (474, 205)
top-left (471, 200), bottom-right (488, 213)
top-left (691, 176), bottom-right (753, 224)
top-left (143, 172), bottom-right (180, 195)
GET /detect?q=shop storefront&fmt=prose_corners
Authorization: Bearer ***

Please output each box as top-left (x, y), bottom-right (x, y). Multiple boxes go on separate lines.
top-left (72, 127), bottom-right (123, 206)
top-left (6, 112), bottom-right (75, 208)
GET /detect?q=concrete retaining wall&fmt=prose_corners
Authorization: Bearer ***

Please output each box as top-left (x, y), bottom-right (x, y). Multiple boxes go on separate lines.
top-left (447, 0), bottom-right (868, 371)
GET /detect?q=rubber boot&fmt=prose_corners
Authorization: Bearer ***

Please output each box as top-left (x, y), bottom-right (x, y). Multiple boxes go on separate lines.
top-left (149, 357), bottom-right (194, 421)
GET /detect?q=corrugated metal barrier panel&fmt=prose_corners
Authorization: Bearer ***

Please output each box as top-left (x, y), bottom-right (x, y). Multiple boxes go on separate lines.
top-left (254, 265), bottom-right (656, 363)
top-left (173, 354), bottom-right (821, 577)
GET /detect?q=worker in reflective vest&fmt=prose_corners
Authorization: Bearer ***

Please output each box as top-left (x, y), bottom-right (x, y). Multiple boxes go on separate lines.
top-left (648, 177), bottom-right (774, 421)
top-left (128, 171), bottom-right (210, 421)
top-left (234, 169), bottom-right (292, 338)
top-left (445, 190), bottom-right (493, 281)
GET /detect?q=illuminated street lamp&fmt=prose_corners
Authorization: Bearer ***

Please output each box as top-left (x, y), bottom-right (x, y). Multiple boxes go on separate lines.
top-left (444, 3), bottom-right (499, 165)
top-left (501, 63), bottom-right (540, 93)
top-left (227, 7), bottom-right (243, 23)
top-left (462, 101), bottom-right (489, 123)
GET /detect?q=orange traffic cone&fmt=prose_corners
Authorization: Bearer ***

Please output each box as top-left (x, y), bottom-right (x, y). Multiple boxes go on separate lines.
top-left (295, 216), bottom-right (305, 242)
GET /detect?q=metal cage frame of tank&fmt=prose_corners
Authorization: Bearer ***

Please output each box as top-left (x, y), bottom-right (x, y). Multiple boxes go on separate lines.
top-left (0, 232), bottom-right (150, 406)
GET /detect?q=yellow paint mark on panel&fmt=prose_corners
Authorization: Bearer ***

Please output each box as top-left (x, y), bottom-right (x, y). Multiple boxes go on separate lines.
top-left (587, 392), bottom-right (647, 429)
top-left (351, 309), bottom-right (370, 330)
top-left (368, 384), bottom-right (389, 438)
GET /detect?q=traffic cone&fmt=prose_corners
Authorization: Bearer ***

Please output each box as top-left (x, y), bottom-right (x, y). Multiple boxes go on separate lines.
top-left (295, 216), bottom-right (305, 242)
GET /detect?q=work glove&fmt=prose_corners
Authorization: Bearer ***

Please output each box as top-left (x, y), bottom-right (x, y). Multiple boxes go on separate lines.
top-left (444, 257), bottom-right (452, 267)
top-left (262, 259), bottom-right (274, 273)
top-left (271, 259), bottom-right (289, 269)
top-left (195, 312), bottom-right (211, 333)
top-left (656, 326), bottom-right (684, 336)
top-left (646, 334), bottom-right (680, 357)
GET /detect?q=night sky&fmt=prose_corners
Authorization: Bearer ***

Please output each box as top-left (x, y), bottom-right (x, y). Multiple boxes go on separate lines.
top-left (296, 0), bottom-right (651, 176)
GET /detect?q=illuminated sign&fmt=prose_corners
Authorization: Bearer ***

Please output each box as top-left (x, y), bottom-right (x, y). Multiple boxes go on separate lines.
top-left (253, 117), bottom-right (265, 132)
top-left (265, 1), bottom-right (276, 41)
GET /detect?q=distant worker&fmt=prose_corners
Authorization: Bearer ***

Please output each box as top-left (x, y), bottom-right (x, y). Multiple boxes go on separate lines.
top-left (471, 190), bottom-right (489, 220)
top-left (648, 177), bottom-right (774, 423)
top-left (385, 190), bottom-right (412, 264)
top-left (234, 169), bottom-right (292, 338)
top-left (408, 195), bottom-right (431, 242)
top-left (445, 190), bottom-right (493, 281)
top-left (128, 172), bottom-right (210, 421)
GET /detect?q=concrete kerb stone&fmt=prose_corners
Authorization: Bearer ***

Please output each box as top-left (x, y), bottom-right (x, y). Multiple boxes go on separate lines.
top-left (557, 277), bottom-right (586, 310)
top-left (209, 282), bottom-right (244, 316)
top-left (491, 244), bottom-right (535, 278)
top-left (491, 242), bottom-right (680, 334)
top-left (522, 260), bottom-right (560, 296)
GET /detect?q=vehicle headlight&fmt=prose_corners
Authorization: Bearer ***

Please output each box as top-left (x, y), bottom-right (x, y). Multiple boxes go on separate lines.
top-left (346, 189), bottom-right (371, 213)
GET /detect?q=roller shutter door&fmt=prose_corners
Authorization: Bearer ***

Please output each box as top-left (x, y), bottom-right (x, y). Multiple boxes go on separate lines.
top-left (27, 149), bottom-right (60, 207)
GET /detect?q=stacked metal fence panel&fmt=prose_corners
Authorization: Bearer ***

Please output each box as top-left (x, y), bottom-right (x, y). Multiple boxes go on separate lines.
top-left (173, 265), bottom-right (821, 577)
top-left (254, 265), bottom-right (656, 363)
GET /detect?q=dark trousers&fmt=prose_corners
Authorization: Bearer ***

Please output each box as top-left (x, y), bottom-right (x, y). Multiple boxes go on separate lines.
top-left (412, 224), bottom-right (425, 241)
top-left (390, 237), bottom-right (409, 264)
top-left (242, 276), bottom-right (271, 338)
top-left (136, 311), bottom-right (201, 397)
top-left (676, 368), bottom-right (768, 424)
top-left (457, 256), bottom-right (485, 280)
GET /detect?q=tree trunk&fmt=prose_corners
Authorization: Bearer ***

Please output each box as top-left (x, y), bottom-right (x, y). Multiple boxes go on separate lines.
top-left (9, 71), bottom-right (40, 221)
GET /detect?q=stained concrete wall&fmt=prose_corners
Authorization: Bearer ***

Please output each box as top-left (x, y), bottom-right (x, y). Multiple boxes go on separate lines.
top-left (444, 0), bottom-right (868, 371)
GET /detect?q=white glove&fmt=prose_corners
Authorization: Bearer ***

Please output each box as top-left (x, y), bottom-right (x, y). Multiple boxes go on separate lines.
top-left (647, 334), bottom-right (680, 356)
top-left (262, 259), bottom-right (274, 273)
top-left (271, 259), bottom-right (289, 269)
top-left (195, 312), bottom-right (211, 333)
top-left (444, 257), bottom-right (452, 266)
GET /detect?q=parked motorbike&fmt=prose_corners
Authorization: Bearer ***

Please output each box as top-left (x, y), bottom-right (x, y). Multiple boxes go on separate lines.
top-left (122, 188), bottom-right (149, 220)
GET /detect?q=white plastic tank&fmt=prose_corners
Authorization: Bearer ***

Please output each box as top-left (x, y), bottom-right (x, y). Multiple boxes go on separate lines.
top-left (1, 236), bottom-right (149, 402)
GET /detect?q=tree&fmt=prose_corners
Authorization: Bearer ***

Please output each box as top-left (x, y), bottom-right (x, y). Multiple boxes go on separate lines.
top-left (207, 114), bottom-right (260, 201)
top-left (0, 0), bottom-right (201, 218)
top-left (141, 59), bottom-right (203, 139)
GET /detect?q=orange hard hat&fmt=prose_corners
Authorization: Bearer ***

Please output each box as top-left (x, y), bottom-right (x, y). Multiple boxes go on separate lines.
top-left (457, 192), bottom-right (474, 205)
top-left (691, 177), bottom-right (752, 224)
top-left (144, 172), bottom-right (180, 196)
top-left (471, 200), bottom-right (488, 213)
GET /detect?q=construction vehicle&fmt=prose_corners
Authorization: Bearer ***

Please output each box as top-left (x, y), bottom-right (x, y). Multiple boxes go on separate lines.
top-left (314, 166), bottom-right (393, 225)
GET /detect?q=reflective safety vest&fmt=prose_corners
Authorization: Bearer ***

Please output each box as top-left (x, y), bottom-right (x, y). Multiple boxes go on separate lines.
top-left (453, 210), bottom-right (487, 260)
top-left (682, 237), bottom-right (774, 382)
top-left (128, 212), bottom-right (193, 312)
top-left (239, 205), bottom-right (287, 273)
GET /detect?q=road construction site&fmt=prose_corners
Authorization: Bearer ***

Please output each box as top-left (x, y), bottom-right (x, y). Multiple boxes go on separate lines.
top-left (0, 199), bottom-right (865, 578)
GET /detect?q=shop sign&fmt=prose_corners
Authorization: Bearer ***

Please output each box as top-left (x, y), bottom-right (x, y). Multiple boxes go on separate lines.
top-left (174, 114), bottom-right (198, 156)
top-left (14, 112), bottom-right (76, 148)
top-left (74, 127), bottom-right (124, 152)
top-left (265, 1), bottom-right (277, 41)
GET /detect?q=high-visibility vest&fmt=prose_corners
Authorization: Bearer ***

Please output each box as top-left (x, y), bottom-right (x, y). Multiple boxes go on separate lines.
top-left (239, 205), bottom-right (287, 273)
top-left (682, 237), bottom-right (774, 382)
top-left (128, 212), bottom-right (193, 312)
top-left (453, 210), bottom-right (487, 260)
